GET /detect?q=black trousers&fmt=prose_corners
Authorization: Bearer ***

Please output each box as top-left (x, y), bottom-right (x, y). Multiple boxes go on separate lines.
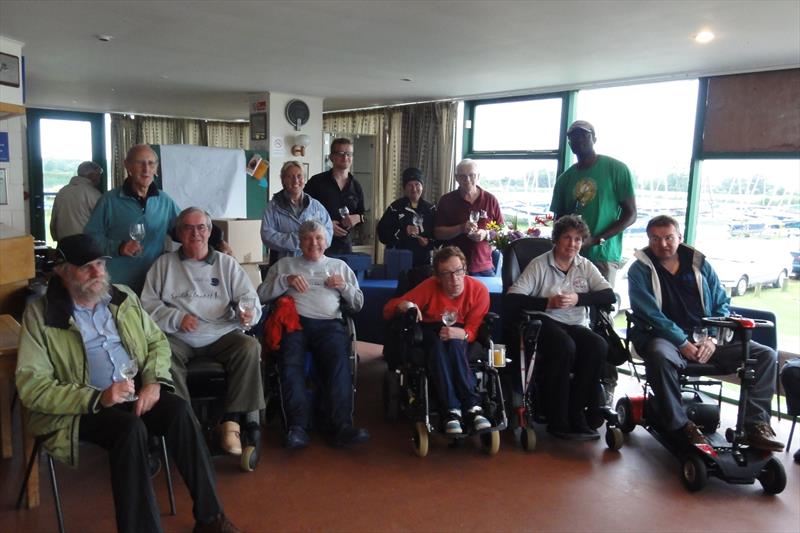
top-left (536, 316), bottom-right (607, 429)
top-left (79, 391), bottom-right (222, 533)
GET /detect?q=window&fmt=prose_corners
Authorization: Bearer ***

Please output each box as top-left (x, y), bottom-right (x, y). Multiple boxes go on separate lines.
top-left (472, 98), bottom-right (563, 152)
top-left (695, 159), bottom-right (800, 353)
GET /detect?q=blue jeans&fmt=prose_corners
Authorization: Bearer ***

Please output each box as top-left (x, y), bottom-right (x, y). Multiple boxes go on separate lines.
top-left (643, 338), bottom-right (777, 431)
top-left (422, 325), bottom-right (480, 412)
top-left (278, 317), bottom-right (352, 431)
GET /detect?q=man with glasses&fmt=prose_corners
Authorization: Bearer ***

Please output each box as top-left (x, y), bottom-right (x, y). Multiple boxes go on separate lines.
top-left (305, 138), bottom-right (365, 254)
top-left (628, 215), bottom-right (782, 451)
top-left (141, 207), bottom-right (265, 465)
top-left (383, 246), bottom-right (492, 434)
top-left (434, 159), bottom-right (503, 276)
top-left (85, 144), bottom-right (229, 293)
top-left (16, 233), bottom-right (240, 533)
top-left (50, 160), bottom-right (104, 242)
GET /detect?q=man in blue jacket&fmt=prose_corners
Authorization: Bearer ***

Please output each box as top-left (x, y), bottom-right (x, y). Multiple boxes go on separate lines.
top-left (628, 215), bottom-right (782, 451)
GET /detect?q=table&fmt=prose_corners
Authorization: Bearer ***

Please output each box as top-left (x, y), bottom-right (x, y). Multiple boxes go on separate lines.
top-left (0, 314), bottom-right (37, 508)
top-left (355, 276), bottom-right (505, 345)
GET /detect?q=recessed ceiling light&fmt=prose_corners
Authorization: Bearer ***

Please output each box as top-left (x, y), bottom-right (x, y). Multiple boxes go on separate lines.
top-left (695, 30), bottom-right (715, 44)
top-left (96, 34), bottom-right (114, 42)
top-left (401, 77), bottom-right (413, 82)
top-left (160, 75), bottom-right (169, 80)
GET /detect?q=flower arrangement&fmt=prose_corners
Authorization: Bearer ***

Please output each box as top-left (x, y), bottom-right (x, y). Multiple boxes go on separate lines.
top-left (485, 213), bottom-right (554, 251)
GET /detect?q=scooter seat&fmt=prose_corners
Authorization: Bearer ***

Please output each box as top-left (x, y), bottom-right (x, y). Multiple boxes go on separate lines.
top-left (682, 362), bottom-right (726, 377)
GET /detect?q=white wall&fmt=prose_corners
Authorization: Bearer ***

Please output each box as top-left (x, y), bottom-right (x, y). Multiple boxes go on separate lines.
top-left (0, 36), bottom-right (28, 232)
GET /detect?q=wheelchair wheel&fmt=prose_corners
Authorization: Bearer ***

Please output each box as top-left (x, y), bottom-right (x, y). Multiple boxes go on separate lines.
top-left (615, 397), bottom-right (637, 434)
top-left (520, 427), bottom-right (537, 452)
top-left (480, 430), bottom-right (500, 456)
top-left (758, 458), bottom-right (786, 495)
top-left (605, 426), bottom-right (623, 451)
top-left (681, 455), bottom-right (708, 492)
top-left (412, 422), bottom-right (429, 458)
top-left (383, 370), bottom-right (401, 422)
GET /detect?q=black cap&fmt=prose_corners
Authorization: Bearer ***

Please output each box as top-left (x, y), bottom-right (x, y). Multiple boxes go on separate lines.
top-left (402, 167), bottom-right (424, 186)
top-left (56, 234), bottom-right (111, 266)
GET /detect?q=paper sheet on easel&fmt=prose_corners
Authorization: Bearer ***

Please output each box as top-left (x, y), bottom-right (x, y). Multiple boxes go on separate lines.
top-left (160, 145), bottom-right (246, 218)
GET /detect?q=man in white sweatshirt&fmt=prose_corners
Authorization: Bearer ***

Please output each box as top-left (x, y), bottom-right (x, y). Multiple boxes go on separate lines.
top-left (258, 219), bottom-right (368, 449)
top-left (141, 207), bottom-right (264, 467)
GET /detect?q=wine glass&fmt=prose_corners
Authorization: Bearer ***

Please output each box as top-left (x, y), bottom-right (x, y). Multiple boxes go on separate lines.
top-left (692, 326), bottom-right (709, 345)
top-left (441, 309), bottom-right (457, 327)
top-left (129, 222), bottom-right (146, 256)
top-left (469, 210), bottom-right (480, 224)
top-left (119, 358), bottom-right (139, 402)
top-left (238, 295), bottom-right (258, 328)
top-left (411, 214), bottom-right (423, 238)
top-left (479, 209), bottom-right (488, 220)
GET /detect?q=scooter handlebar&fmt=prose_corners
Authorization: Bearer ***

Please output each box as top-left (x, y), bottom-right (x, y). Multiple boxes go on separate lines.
top-left (701, 316), bottom-right (774, 330)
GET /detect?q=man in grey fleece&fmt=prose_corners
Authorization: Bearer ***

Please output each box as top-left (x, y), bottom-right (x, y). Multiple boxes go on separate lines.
top-left (258, 219), bottom-right (368, 449)
top-left (141, 207), bottom-right (265, 469)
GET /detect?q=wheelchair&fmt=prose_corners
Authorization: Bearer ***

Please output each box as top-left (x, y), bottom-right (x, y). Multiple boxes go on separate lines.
top-left (500, 237), bottom-right (624, 452)
top-left (382, 268), bottom-right (507, 457)
top-left (261, 302), bottom-right (361, 442)
top-left (616, 310), bottom-right (786, 493)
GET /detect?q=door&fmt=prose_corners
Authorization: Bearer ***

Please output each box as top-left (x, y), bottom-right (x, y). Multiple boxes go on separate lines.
top-left (27, 108), bottom-right (106, 245)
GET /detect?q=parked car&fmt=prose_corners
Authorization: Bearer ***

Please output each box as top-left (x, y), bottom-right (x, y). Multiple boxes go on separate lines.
top-left (710, 255), bottom-right (789, 296)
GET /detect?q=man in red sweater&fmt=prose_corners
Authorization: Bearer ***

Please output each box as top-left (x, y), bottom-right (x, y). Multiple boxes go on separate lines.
top-left (383, 246), bottom-right (491, 434)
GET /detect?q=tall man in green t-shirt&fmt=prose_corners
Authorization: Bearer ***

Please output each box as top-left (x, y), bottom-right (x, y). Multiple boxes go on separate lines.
top-left (550, 120), bottom-right (637, 286)
top-left (550, 120), bottom-right (637, 405)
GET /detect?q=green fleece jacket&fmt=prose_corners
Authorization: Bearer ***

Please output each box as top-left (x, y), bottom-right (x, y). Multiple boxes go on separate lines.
top-left (15, 280), bottom-right (174, 467)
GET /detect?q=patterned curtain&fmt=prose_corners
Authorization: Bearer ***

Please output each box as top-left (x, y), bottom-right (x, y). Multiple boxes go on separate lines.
top-left (110, 114), bottom-right (251, 187)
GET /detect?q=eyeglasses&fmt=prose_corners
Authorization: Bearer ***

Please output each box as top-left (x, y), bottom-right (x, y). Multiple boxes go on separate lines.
top-left (455, 173), bottom-right (478, 180)
top-left (648, 234), bottom-right (678, 244)
top-left (437, 268), bottom-right (466, 278)
top-left (332, 151), bottom-right (353, 158)
top-left (181, 224), bottom-right (210, 234)
top-left (132, 159), bottom-right (158, 168)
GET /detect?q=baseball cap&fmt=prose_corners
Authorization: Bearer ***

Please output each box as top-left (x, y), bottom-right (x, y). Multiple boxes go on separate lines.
top-left (567, 120), bottom-right (595, 135)
top-left (56, 234), bottom-right (111, 267)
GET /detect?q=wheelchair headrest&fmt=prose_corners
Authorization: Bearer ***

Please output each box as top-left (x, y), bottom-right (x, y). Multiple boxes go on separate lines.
top-left (501, 238), bottom-right (553, 291)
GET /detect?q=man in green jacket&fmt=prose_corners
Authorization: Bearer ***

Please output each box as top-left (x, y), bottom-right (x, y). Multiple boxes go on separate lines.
top-left (16, 234), bottom-right (240, 533)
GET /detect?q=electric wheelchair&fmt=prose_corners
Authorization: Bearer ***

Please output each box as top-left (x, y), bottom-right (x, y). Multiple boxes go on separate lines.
top-left (382, 266), bottom-right (507, 457)
top-left (500, 237), bottom-right (624, 452)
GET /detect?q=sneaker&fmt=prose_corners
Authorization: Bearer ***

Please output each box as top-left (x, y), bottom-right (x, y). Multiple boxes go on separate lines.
top-left (241, 421), bottom-right (261, 471)
top-left (331, 425), bottom-right (370, 447)
top-left (285, 426), bottom-right (310, 450)
top-left (193, 513), bottom-right (241, 533)
top-left (445, 409), bottom-right (463, 434)
top-left (744, 422), bottom-right (784, 452)
top-left (467, 406), bottom-right (491, 432)
top-left (219, 421), bottom-right (242, 456)
top-left (681, 421), bottom-right (711, 447)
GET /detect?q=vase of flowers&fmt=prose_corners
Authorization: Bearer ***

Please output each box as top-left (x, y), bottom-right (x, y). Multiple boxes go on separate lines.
top-left (485, 214), bottom-right (554, 251)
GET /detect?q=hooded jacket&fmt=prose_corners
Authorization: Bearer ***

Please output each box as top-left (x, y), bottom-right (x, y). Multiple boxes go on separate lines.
top-left (15, 280), bottom-right (174, 466)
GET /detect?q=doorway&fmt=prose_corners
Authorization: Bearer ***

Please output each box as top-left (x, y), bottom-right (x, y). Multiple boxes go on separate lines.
top-left (26, 108), bottom-right (106, 245)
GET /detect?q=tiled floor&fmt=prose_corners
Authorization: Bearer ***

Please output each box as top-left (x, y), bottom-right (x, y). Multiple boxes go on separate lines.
top-left (2, 342), bottom-right (798, 532)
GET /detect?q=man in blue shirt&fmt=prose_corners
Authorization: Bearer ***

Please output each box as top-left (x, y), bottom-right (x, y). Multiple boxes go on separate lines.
top-left (16, 234), bottom-right (239, 533)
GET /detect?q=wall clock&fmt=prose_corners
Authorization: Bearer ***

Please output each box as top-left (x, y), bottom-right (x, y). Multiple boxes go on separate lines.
top-left (285, 99), bottom-right (310, 130)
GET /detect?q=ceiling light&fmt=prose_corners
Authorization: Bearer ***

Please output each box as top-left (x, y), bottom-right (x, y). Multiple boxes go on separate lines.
top-left (96, 34), bottom-right (114, 42)
top-left (401, 77), bottom-right (413, 82)
top-left (695, 30), bottom-right (715, 44)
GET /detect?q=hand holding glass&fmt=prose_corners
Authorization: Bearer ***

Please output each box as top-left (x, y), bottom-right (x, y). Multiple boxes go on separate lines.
top-left (469, 211), bottom-right (480, 224)
top-left (338, 206), bottom-right (351, 229)
top-left (238, 295), bottom-right (258, 328)
top-left (441, 309), bottom-right (457, 327)
top-left (411, 214), bottom-right (423, 238)
top-left (128, 223), bottom-right (146, 256)
top-left (692, 326), bottom-right (709, 345)
top-left (119, 359), bottom-right (139, 402)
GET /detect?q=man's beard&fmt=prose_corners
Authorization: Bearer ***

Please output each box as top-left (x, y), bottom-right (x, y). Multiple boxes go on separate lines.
top-left (69, 273), bottom-right (110, 303)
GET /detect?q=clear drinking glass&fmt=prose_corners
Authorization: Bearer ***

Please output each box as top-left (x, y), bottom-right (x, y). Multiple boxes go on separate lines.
top-left (692, 326), bottom-right (709, 345)
top-left (469, 210), bottom-right (480, 224)
top-left (411, 214), bottom-right (423, 238)
top-left (128, 222), bottom-right (146, 256)
top-left (119, 358), bottom-right (139, 402)
top-left (238, 295), bottom-right (258, 328)
top-left (441, 309), bottom-right (457, 327)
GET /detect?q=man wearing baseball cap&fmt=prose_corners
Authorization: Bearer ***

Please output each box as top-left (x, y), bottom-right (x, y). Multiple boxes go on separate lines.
top-left (377, 166), bottom-right (438, 267)
top-left (15, 234), bottom-right (240, 533)
top-left (550, 120), bottom-right (637, 405)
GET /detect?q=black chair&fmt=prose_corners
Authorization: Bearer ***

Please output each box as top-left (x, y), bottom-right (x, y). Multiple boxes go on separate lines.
top-left (17, 435), bottom-right (176, 533)
top-left (780, 359), bottom-right (800, 451)
top-left (500, 237), bottom-right (624, 451)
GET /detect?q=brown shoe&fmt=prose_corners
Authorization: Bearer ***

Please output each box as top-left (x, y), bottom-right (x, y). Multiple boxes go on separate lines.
top-left (219, 421), bottom-right (242, 456)
top-left (745, 422), bottom-right (784, 452)
top-left (681, 421), bottom-right (710, 447)
top-left (194, 514), bottom-right (241, 533)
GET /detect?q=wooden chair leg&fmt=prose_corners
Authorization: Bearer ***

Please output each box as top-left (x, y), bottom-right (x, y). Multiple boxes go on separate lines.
top-left (47, 455), bottom-right (65, 533)
top-left (160, 436), bottom-right (176, 516)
